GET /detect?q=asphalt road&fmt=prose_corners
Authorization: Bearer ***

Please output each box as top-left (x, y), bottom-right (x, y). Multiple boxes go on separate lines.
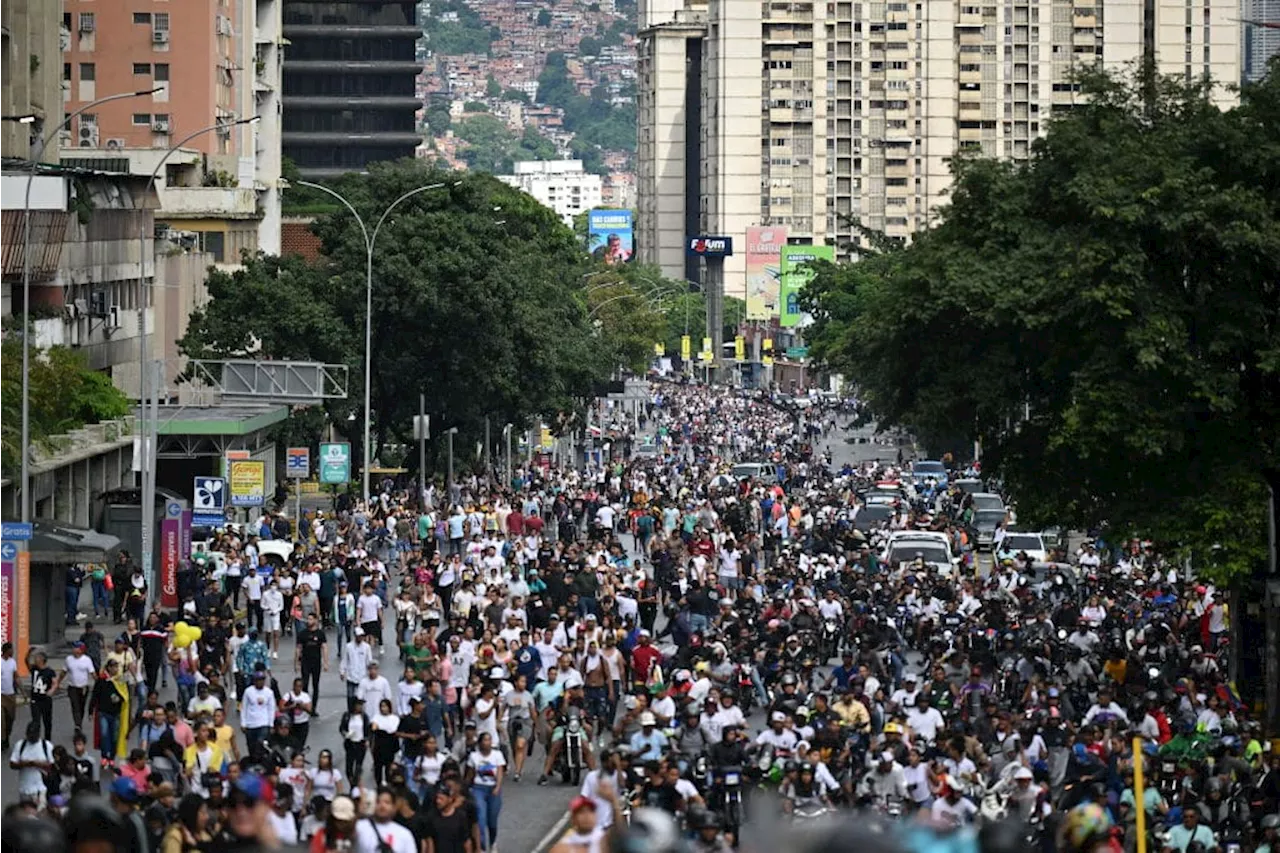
top-left (1, 414), bottom-right (897, 851)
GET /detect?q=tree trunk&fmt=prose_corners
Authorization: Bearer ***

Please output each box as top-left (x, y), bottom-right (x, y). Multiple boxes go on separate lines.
top-left (1264, 469), bottom-right (1280, 732)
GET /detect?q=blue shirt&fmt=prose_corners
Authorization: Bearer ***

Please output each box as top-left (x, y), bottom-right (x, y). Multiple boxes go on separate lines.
top-left (629, 729), bottom-right (668, 761)
top-left (514, 646), bottom-right (542, 681)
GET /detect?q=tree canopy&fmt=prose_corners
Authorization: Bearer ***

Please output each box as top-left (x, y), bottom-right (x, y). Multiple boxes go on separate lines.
top-left (802, 65), bottom-right (1280, 580)
top-left (180, 161), bottom-right (616, 470)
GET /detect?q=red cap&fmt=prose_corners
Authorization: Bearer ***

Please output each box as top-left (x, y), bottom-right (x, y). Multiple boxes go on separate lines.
top-left (569, 796), bottom-right (597, 813)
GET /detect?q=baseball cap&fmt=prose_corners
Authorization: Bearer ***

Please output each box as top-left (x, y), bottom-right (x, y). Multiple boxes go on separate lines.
top-left (330, 796), bottom-right (357, 821)
top-left (771, 711), bottom-right (786, 723)
top-left (880, 751), bottom-right (895, 763)
top-left (110, 777), bottom-right (140, 802)
top-left (639, 712), bottom-right (657, 726)
top-left (570, 796), bottom-right (597, 813)
top-left (354, 627), bottom-right (365, 636)
top-left (1014, 767), bottom-right (1035, 780)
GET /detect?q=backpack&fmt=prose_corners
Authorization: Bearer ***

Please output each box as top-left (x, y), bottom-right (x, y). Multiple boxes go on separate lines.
top-left (363, 818), bottom-right (396, 853)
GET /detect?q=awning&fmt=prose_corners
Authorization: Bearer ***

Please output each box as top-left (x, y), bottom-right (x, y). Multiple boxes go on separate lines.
top-left (30, 519), bottom-right (124, 563)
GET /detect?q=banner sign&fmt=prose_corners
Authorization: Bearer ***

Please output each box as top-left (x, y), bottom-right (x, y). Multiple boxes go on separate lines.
top-left (228, 460), bottom-right (266, 507)
top-left (0, 543), bottom-right (13, 647)
top-left (734, 336), bottom-right (746, 361)
top-left (745, 226), bottom-right (786, 319)
top-left (587, 209), bottom-right (634, 266)
top-left (680, 335), bottom-right (692, 361)
top-left (286, 447), bottom-right (310, 479)
top-left (192, 476), bottom-right (227, 527)
top-left (779, 245), bottom-right (835, 327)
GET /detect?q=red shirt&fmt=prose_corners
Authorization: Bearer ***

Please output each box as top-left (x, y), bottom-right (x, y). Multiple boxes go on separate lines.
top-left (630, 643), bottom-right (662, 684)
top-left (525, 515), bottom-right (544, 534)
top-left (507, 510), bottom-right (524, 535)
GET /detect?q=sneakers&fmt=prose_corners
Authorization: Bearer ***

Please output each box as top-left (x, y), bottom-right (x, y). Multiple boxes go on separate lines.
top-left (537, 775), bottom-right (549, 786)
top-left (512, 772), bottom-right (521, 782)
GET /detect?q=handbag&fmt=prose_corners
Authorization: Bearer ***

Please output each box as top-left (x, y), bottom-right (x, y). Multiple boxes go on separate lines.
top-left (104, 574), bottom-right (114, 591)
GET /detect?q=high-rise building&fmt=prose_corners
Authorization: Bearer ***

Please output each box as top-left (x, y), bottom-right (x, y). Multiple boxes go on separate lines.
top-left (638, 0), bottom-right (1240, 293)
top-left (1242, 1), bottom-right (1280, 82)
top-left (1, 0), bottom-right (61, 162)
top-left (59, 0), bottom-right (282, 254)
top-left (281, 0), bottom-right (423, 178)
top-left (497, 160), bottom-right (604, 228)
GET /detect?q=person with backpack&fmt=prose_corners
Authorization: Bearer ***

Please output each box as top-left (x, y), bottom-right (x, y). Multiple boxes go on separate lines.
top-left (341, 697), bottom-right (371, 789)
top-left (8, 719), bottom-right (54, 806)
top-left (354, 786), bottom-right (416, 853)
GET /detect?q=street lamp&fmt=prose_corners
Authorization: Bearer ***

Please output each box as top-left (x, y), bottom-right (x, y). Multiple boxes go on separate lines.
top-left (137, 116), bottom-right (260, 608)
top-left (293, 178), bottom-right (461, 507)
top-left (502, 423), bottom-right (513, 489)
top-left (17, 87), bottom-right (162, 524)
top-left (445, 427), bottom-right (459, 500)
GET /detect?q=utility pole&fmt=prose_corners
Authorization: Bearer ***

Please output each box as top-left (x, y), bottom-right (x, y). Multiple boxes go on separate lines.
top-left (503, 424), bottom-right (513, 490)
top-left (484, 417), bottom-right (491, 485)
top-left (417, 394), bottom-right (427, 508)
top-left (446, 427), bottom-right (457, 500)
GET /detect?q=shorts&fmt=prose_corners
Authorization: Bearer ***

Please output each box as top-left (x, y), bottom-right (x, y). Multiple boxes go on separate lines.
top-left (266, 612), bottom-right (281, 632)
top-left (720, 575), bottom-right (743, 591)
top-left (362, 620), bottom-right (383, 643)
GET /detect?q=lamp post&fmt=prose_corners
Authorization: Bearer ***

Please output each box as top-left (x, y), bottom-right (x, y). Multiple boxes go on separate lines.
top-left (503, 423), bottom-right (513, 490)
top-left (18, 87), bottom-right (161, 524)
top-left (293, 179), bottom-right (460, 508)
top-left (445, 427), bottom-right (459, 502)
top-left (138, 116), bottom-right (260, 610)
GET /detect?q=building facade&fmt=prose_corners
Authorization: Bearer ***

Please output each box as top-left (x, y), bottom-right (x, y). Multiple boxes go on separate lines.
top-left (497, 160), bottom-right (604, 227)
top-left (1, 0), bottom-right (61, 162)
top-left (637, 0), bottom-right (1241, 294)
top-left (1242, 0), bottom-right (1280, 82)
top-left (281, 0), bottom-right (423, 178)
top-left (59, 0), bottom-right (282, 254)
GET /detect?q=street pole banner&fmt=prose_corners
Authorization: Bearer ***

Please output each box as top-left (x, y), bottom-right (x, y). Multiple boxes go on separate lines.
top-left (228, 460), bottom-right (266, 507)
top-left (160, 500), bottom-right (182, 607)
top-left (0, 543), bottom-right (13, 646)
top-left (192, 476), bottom-right (228, 527)
top-left (745, 226), bottom-right (786, 320)
top-left (681, 335), bottom-right (692, 361)
top-left (286, 447), bottom-right (310, 479)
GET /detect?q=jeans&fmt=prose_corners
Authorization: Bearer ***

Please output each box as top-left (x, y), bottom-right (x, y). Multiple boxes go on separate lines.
top-left (98, 713), bottom-right (121, 760)
top-left (585, 685), bottom-right (610, 724)
top-left (471, 785), bottom-right (503, 851)
top-left (91, 580), bottom-right (110, 616)
top-left (245, 725), bottom-right (269, 757)
top-left (689, 613), bottom-right (710, 633)
top-left (301, 661), bottom-right (322, 712)
top-left (344, 740), bottom-right (366, 784)
top-left (65, 585), bottom-right (81, 623)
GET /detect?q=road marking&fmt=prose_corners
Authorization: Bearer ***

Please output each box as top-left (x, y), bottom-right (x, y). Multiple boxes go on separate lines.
top-left (532, 811), bottom-right (570, 853)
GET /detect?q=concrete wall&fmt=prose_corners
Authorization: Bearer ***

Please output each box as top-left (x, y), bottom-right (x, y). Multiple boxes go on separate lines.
top-left (155, 250), bottom-right (215, 390)
top-left (2, 418), bottom-right (138, 526)
top-left (0, 0), bottom-right (62, 162)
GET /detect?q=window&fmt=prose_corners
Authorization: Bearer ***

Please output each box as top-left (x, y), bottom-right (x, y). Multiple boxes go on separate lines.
top-left (133, 63), bottom-right (151, 75)
top-left (153, 113), bottom-right (169, 124)
top-left (154, 63), bottom-right (169, 81)
top-left (79, 63), bottom-right (96, 82)
top-left (132, 113), bottom-right (152, 125)
top-left (197, 231), bottom-right (225, 262)
top-left (63, 63), bottom-right (71, 81)
top-left (134, 12), bottom-right (152, 24)
top-left (153, 12), bottom-right (170, 31)
top-left (78, 13), bottom-right (96, 32)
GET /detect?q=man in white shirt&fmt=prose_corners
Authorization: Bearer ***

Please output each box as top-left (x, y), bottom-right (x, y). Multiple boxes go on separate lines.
top-left (355, 788), bottom-right (417, 853)
top-left (340, 629), bottom-right (374, 712)
top-left (356, 584), bottom-right (385, 654)
top-left (1, 643), bottom-right (17, 750)
top-left (61, 643), bottom-right (98, 731)
top-left (8, 720), bottom-right (54, 805)
top-left (817, 590), bottom-right (844, 621)
top-left (358, 661), bottom-right (393, 711)
top-left (240, 670), bottom-right (277, 755)
top-left (906, 693), bottom-right (946, 744)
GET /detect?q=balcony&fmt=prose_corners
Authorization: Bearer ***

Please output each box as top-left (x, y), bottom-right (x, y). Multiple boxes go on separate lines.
top-left (283, 25), bottom-right (421, 39)
top-left (285, 60), bottom-right (423, 74)
top-left (283, 95), bottom-right (422, 109)
top-left (281, 131), bottom-right (424, 147)
top-left (160, 187), bottom-right (260, 219)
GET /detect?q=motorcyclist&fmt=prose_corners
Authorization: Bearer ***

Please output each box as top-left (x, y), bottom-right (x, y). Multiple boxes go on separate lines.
top-left (708, 725), bottom-right (749, 769)
top-left (755, 711), bottom-right (799, 754)
top-left (538, 672), bottom-right (595, 784)
top-left (781, 762), bottom-right (831, 817)
top-left (858, 750), bottom-right (909, 807)
top-left (688, 807), bottom-right (734, 853)
top-left (673, 706), bottom-right (711, 772)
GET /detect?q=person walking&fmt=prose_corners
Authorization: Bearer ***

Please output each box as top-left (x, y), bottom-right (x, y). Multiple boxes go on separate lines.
top-left (466, 731), bottom-right (506, 853)
top-left (61, 642), bottom-right (97, 731)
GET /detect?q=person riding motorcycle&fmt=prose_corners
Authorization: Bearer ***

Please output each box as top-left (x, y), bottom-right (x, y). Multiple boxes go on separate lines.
top-left (688, 807), bottom-right (734, 853)
top-left (858, 750), bottom-right (909, 807)
top-left (709, 725), bottom-right (749, 771)
top-left (539, 672), bottom-right (595, 784)
top-left (781, 762), bottom-right (831, 817)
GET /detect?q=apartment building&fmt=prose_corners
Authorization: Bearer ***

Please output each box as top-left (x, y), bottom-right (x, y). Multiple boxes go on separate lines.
top-left (637, 0), bottom-right (1240, 289)
top-left (281, 0), bottom-right (422, 178)
top-left (1242, 0), bottom-right (1280, 82)
top-left (1, 0), bottom-right (61, 162)
top-left (497, 160), bottom-right (604, 227)
top-left (60, 0), bottom-right (282, 254)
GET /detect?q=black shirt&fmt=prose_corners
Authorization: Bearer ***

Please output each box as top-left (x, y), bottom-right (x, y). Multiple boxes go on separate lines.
top-left (641, 781), bottom-right (682, 813)
top-left (297, 628), bottom-right (326, 664)
top-left (424, 806), bottom-right (472, 853)
top-left (397, 713), bottom-right (425, 760)
top-left (31, 667), bottom-right (57, 699)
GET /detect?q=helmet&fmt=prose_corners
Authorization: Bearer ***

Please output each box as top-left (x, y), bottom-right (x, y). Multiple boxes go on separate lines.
top-left (1062, 803), bottom-right (1113, 852)
top-left (688, 806), bottom-right (721, 831)
top-left (800, 762), bottom-right (815, 775)
top-left (781, 673), bottom-right (799, 688)
top-left (694, 661), bottom-right (711, 675)
top-left (783, 760), bottom-right (799, 775)
top-left (620, 808), bottom-right (684, 853)
top-left (1260, 814), bottom-right (1280, 831)
top-left (883, 722), bottom-right (903, 735)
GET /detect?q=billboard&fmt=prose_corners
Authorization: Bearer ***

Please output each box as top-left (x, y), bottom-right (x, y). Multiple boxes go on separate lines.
top-left (687, 236), bottom-right (733, 257)
top-left (745, 226), bottom-right (787, 320)
top-left (779, 245), bottom-right (835, 328)
top-left (587, 209), bottom-right (634, 266)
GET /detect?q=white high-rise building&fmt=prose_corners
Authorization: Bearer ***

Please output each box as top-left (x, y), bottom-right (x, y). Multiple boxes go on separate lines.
top-left (637, 0), bottom-right (1241, 293)
top-left (498, 160), bottom-right (604, 228)
top-left (1242, 0), bottom-right (1280, 82)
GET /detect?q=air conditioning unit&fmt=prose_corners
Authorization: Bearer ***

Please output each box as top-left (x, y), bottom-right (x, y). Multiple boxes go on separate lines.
top-left (107, 306), bottom-right (122, 330)
top-left (64, 302), bottom-right (80, 320)
top-left (152, 119), bottom-right (169, 133)
top-left (73, 297), bottom-right (89, 316)
top-left (89, 290), bottom-right (109, 317)
top-left (105, 137), bottom-right (126, 151)
top-left (58, 131), bottom-right (72, 148)
top-left (78, 126), bottom-right (100, 148)
top-left (152, 29), bottom-right (169, 43)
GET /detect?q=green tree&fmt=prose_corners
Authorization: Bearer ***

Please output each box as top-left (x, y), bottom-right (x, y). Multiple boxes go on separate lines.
top-left (1, 339), bottom-right (133, 472)
top-left (536, 8), bottom-right (552, 26)
top-left (180, 162), bottom-right (611, 467)
top-left (424, 103), bottom-right (453, 134)
top-left (802, 65), bottom-right (1280, 582)
top-left (579, 37), bottom-right (602, 56)
top-left (486, 75), bottom-right (502, 98)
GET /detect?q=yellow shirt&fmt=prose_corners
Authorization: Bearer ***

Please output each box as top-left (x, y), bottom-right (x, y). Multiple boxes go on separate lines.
top-left (106, 649), bottom-right (138, 684)
top-left (213, 723), bottom-right (237, 759)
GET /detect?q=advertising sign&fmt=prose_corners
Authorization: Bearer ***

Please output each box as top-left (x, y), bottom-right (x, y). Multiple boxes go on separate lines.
top-left (687, 236), bottom-right (734, 257)
top-left (1, 543), bottom-right (13, 647)
top-left (587, 209), bottom-right (634, 266)
top-left (779, 245), bottom-right (835, 327)
top-left (228, 459), bottom-right (266, 507)
top-left (653, 342), bottom-right (665, 357)
top-left (180, 509), bottom-right (193, 566)
top-left (745, 226), bottom-right (786, 319)
top-left (680, 335), bottom-right (692, 361)
top-left (286, 447), bottom-right (310, 479)
top-left (160, 500), bottom-right (182, 608)
top-left (192, 476), bottom-right (227, 527)
top-left (734, 336), bottom-right (746, 361)
top-left (319, 442), bottom-right (351, 485)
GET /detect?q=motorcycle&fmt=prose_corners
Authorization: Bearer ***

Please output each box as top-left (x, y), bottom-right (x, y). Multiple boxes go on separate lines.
top-left (555, 707), bottom-right (586, 785)
top-left (711, 765), bottom-right (747, 838)
top-left (820, 618), bottom-right (841, 662)
top-left (792, 796), bottom-right (833, 823)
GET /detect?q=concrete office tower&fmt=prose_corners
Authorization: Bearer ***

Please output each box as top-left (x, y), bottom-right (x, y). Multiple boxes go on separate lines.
top-left (281, 0), bottom-right (422, 178)
top-left (638, 0), bottom-right (1240, 277)
top-left (1, 0), bottom-right (61, 162)
top-left (246, 0), bottom-right (283, 254)
top-left (1242, 2), bottom-right (1280, 83)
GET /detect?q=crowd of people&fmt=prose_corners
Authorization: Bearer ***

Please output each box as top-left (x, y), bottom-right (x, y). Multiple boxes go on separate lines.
top-left (2, 380), bottom-right (1278, 853)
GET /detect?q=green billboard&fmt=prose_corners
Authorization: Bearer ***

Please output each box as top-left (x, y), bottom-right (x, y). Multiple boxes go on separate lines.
top-left (779, 244), bottom-right (835, 328)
